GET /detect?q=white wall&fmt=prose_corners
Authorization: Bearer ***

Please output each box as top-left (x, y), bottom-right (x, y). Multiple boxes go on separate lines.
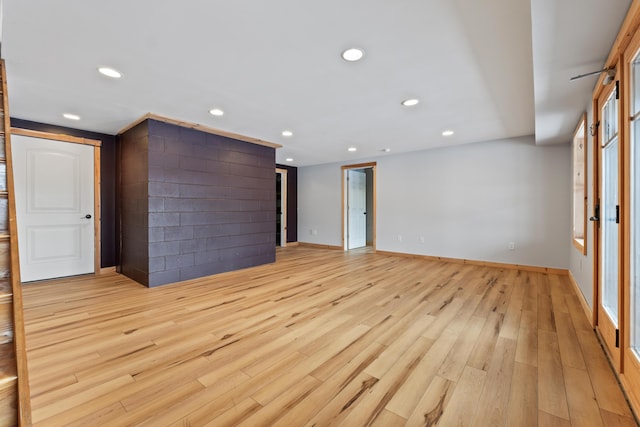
top-left (569, 103), bottom-right (596, 309)
top-left (298, 135), bottom-right (572, 269)
top-left (298, 162), bottom-right (344, 246)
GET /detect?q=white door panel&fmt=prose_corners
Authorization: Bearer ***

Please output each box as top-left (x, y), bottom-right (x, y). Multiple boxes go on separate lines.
top-left (13, 134), bottom-right (94, 282)
top-left (28, 225), bottom-right (81, 262)
top-left (348, 169), bottom-right (366, 249)
top-left (29, 150), bottom-right (81, 211)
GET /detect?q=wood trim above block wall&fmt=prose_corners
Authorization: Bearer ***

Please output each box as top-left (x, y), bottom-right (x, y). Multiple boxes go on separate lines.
top-left (118, 113), bottom-right (282, 149)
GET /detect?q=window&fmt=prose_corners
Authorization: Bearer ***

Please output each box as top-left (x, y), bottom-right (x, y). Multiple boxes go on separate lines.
top-left (572, 114), bottom-right (587, 254)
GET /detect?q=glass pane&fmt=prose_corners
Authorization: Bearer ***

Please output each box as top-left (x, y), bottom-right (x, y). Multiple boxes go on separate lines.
top-left (602, 91), bottom-right (619, 146)
top-left (633, 99), bottom-right (640, 357)
top-left (572, 122), bottom-right (585, 242)
top-left (604, 102), bottom-right (611, 144)
top-left (634, 58), bottom-right (640, 114)
top-left (0, 239), bottom-right (8, 278)
top-left (602, 138), bottom-right (619, 327)
top-left (0, 197), bottom-right (7, 232)
top-left (0, 162), bottom-right (6, 192)
top-left (610, 95), bottom-right (618, 137)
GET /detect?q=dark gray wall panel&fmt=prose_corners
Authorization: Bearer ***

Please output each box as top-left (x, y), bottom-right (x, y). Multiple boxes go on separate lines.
top-left (141, 119), bottom-right (275, 286)
top-left (120, 121), bottom-right (150, 286)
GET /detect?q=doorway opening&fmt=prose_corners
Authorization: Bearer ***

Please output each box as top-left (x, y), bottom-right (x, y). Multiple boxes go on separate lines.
top-left (342, 162), bottom-right (376, 251)
top-left (276, 168), bottom-right (287, 247)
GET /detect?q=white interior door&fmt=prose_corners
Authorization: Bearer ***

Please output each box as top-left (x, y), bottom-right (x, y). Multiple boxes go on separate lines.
top-left (347, 169), bottom-right (366, 249)
top-left (12, 134), bottom-right (95, 282)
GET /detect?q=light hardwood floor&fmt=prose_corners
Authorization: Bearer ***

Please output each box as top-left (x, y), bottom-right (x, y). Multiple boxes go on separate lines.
top-left (21, 247), bottom-right (638, 426)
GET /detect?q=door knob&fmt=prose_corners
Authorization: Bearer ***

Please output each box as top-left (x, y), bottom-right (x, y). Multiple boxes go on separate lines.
top-left (589, 216), bottom-right (599, 222)
top-left (84, 214), bottom-right (92, 219)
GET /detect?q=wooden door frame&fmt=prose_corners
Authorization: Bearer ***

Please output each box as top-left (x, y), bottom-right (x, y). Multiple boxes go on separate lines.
top-left (592, 57), bottom-right (625, 371)
top-left (621, 27), bottom-right (640, 411)
top-left (341, 162), bottom-right (376, 251)
top-left (587, 3), bottom-right (640, 416)
top-left (276, 167), bottom-right (287, 247)
top-left (10, 128), bottom-right (102, 278)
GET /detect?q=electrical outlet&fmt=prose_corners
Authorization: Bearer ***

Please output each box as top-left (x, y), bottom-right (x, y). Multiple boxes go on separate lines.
top-left (397, 234), bottom-right (403, 242)
top-left (509, 242), bottom-right (515, 250)
top-left (312, 229), bottom-right (318, 236)
top-left (419, 236), bottom-right (425, 243)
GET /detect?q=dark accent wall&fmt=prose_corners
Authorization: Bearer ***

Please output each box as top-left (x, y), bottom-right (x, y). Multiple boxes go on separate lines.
top-left (10, 118), bottom-right (118, 268)
top-left (120, 119), bottom-right (276, 287)
top-left (276, 163), bottom-right (297, 243)
top-left (119, 122), bottom-right (149, 285)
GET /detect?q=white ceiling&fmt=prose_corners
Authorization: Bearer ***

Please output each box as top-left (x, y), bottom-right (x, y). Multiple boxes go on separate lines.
top-left (1, 0), bottom-right (632, 166)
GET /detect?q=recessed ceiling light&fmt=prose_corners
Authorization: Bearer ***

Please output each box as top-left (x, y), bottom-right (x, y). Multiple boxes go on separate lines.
top-left (381, 148), bottom-right (391, 153)
top-left (348, 147), bottom-right (357, 152)
top-left (285, 158), bottom-right (294, 162)
top-left (63, 113), bottom-right (80, 120)
top-left (209, 108), bottom-right (224, 116)
top-left (342, 48), bottom-right (364, 62)
top-left (442, 130), bottom-right (454, 136)
top-left (402, 99), bottom-right (419, 107)
top-left (282, 130), bottom-right (293, 137)
top-left (97, 67), bottom-right (122, 79)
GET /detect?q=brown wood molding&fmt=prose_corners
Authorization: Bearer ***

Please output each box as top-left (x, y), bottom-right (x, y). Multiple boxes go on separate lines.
top-left (93, 146), bottom-right (101, 276)
top-left (11, 127), bottom-right (101, 147)
top-left (297, 242), bottom-right (343, 250)
top-left (99, 267), bottom-right (117, 274)
top-left (118, 113), bottom-right (282, 149)
top-left (375, 250), bottom-right (569, 275)
top-left (340, 162), bottom-right (377, 170)
top-left (341, 163), bottom-right (377, 251)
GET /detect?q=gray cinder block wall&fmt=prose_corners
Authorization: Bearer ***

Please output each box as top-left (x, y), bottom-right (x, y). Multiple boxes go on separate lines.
top-left (120, 119), bottom-right (275, 287)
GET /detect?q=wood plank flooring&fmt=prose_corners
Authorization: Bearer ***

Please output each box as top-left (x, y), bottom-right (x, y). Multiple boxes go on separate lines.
top-left (21, 246), bottom-right (638, 426)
